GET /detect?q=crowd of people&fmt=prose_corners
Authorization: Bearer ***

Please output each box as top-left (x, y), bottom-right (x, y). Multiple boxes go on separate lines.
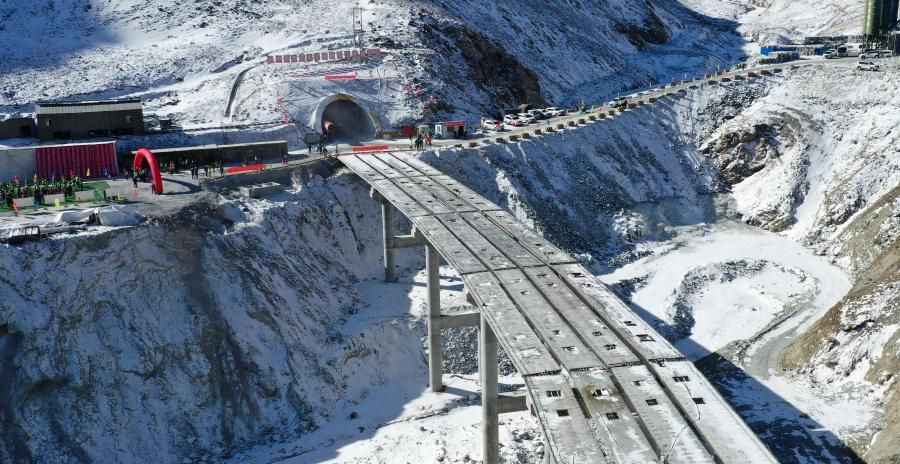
top-left (411, 132), bottom-right (433, 150)
top-left (1, 175), bottom-right (86, 208)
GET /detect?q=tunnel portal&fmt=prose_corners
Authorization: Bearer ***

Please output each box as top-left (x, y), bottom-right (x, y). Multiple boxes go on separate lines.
top-left (321, 99), bottom-right (375, 143)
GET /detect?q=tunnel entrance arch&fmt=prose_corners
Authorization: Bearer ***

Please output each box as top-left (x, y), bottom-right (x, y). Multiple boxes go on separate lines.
top-left (133, 148), bottom-right (163, 194)
top-left (310, 94), bottom-right (380, 144)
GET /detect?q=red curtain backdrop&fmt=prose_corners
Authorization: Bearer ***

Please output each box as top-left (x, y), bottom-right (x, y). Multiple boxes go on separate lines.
top-left (35, 142), bottom-right (118, 179)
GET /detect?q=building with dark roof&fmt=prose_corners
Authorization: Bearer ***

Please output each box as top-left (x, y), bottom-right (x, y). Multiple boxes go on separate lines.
top-left (35, 99), bottom-right (144, 141)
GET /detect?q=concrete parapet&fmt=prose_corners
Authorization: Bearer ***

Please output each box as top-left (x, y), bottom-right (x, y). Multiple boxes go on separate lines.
top-left (239, 182), bottom-right (283, 199)
top-left (13, 197), bottom-right (34, 209)
top-left (44, 194), bottom-right (66, 206)
top-left (75, 190), bottom-right (97, 202)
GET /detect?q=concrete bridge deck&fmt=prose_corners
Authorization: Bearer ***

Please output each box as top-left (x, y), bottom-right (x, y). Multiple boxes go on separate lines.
top-left (338, 152), bottom-right (777, 464)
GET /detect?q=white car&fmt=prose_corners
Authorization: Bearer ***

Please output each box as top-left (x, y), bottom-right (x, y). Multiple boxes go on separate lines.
top-left (544, 107), bottom-right (566, 117)
top-left (857, 61), bottom-right (880, 71)
top-left (516, 113), bottom-right (535, 125)
top-left (481, 119), bottom-right (502, 131)
top-left (607, 98), bottom-right (627, 109)
top-left (503, 114), bottom-right (523, 127)
top-left (859, 51), bottom-right (879, 59)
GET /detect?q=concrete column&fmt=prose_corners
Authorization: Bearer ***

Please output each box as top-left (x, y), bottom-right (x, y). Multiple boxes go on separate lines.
top-left (381, 202), bottom-right (396, 282)
top-left (480, 316), bottom-right (499, 464)
top-left (426, 243), bottom-right (443, 392)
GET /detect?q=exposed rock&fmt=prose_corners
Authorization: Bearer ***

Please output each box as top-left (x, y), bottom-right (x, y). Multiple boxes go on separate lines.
top-left (421, 21), bottom-right (546, 111)
top-left (615, 4), bottom-right (671, 49)
top-left (702, 123), bottom-right (780, 185)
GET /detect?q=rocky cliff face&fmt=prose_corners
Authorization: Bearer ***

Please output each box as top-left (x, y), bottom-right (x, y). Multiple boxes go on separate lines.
top-left (697, 65), bottom-right (900, 462)
top-left (413, 0), bottom-right (745, 116)
top-left (0, 172), bottom-right (429, 464)
top-left (782, 185), bottom-right (900, 462)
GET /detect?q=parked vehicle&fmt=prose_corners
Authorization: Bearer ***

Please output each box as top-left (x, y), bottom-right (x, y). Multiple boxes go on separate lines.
top-left (607, 97), bottom-right (628, 109)
top-left (859, 51), bottom-right (879, 59)
top-left (527, 109), bottom-right (549, 120)
top-left (857, 61), bottom-right (880, 71)
top-left (503, 114), bottom-right (523, 127)
top-left (544, 107), bottom-right (566, 118)
top-left (481, 118), bottom-right (502, 131)
top-left (836, 43), bottom-right (864, 57)
top-left (877, 50), bottom-right (894, 58)
top-left (824, 51), bottom-right (839, 59)
top-left (516, 113), bottom-right (535, 125)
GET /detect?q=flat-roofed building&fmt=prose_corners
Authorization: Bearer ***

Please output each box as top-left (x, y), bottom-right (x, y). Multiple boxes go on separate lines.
top-left (35, 99), bottom-right (144, 141)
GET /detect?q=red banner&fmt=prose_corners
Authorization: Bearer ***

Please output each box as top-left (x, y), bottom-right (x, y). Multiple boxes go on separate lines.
top-left (444, 120), bottom-right (465, 128)
top-left (351, 144), bottom-right (390, 153)
top-left (226, 164), bottom-right (265, 174)
top-left (325, 72), bottom-right (357, 81)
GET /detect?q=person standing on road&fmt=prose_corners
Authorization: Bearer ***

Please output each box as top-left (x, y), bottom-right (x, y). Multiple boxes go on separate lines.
top-left (132, 171), bottom-right (139, 189)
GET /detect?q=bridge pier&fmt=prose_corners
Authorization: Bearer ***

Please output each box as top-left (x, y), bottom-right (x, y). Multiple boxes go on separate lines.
top-left (427, 243), bottom-right (444, 393)
top-left (480, 314), bottom-right (499, 464)
top-left (381, 202), bottom-right (397, 282)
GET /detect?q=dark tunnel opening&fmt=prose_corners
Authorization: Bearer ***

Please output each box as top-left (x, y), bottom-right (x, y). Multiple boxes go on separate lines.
top-left (321, 99), bottom-right (375, 144)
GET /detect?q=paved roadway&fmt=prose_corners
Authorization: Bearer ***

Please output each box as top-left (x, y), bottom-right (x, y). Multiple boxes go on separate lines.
top-left (338, 151), bottom-right (778, 464)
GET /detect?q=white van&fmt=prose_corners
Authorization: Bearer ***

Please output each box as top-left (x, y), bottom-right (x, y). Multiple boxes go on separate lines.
top-left (837, 43), bottom-right (864, 57)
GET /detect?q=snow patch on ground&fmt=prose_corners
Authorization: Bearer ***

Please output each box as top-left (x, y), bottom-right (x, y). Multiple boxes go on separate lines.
top-left (603, 221), bottom-right (849, 359)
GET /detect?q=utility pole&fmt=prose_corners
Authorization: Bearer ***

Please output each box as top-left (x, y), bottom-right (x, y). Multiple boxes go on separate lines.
top-left (352, 6), bottom-right (365, 51)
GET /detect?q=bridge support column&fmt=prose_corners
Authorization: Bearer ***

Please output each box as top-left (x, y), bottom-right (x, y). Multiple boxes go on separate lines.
top-left (381, 202), bottom-right (396, 282)
top-left (480, 315), bottom-right (499, 464)
top-left (427, 243), bottom-right (444, 392)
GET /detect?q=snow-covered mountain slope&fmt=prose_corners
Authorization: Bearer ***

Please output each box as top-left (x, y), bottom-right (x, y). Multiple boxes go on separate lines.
top-left (0, 0), bottom-right (405, 126)
top-left (1, 0), bottom-right (748, 130)
top-left (0, 172), bottom-right (442, 463)
top-left (413, 0), bottom-right (744, 115)
top-left (700, 62), bottom-right (900, 240)
top-left (693, 62), bottom-right (900, 462)
top-left (419, 99), bottom-right (721, 265)
top-left (682, 0), bottom-right (865, 44)
top-left (411, 60), bottom-right (900, 462)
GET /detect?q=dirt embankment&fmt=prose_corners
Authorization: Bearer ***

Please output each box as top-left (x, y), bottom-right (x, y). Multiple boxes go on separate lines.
top-left (783, 185), bottom-right (900, 462)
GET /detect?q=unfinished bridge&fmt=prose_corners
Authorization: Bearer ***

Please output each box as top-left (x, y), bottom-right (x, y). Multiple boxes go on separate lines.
top-left (338, 152), bottom-right (777, 464)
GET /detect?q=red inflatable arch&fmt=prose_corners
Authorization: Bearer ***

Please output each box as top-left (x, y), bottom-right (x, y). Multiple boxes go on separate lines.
top-left (133, 148), bottom-right (164, 194)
